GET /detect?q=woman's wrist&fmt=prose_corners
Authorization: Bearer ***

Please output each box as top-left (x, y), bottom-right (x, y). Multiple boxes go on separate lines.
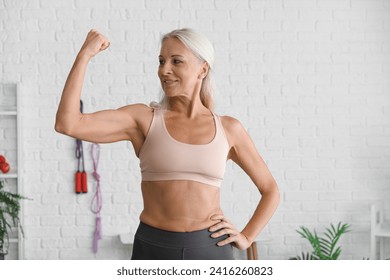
top-left (240, 231), bottom-right (254, 245)
top-left (76, 51), bottom-right (92, 63)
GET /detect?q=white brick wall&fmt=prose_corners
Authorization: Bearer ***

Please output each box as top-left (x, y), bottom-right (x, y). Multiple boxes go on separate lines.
top-left (1, 0), bottom-right (390, 260)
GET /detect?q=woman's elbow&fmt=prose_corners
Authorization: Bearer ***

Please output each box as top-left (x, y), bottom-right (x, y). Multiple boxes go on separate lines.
top-left (262, 181), bottom-right (280, 206)
top-left (54, 117), bottom-right (73, 136)
top-left (55, 123), bottom-right (68, 136)
top-left (54, 122), bottom-right (65, 134)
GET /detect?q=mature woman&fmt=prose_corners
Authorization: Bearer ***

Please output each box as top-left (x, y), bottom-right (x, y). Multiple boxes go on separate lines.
top-left (55, 28), bottom-right (279, 260)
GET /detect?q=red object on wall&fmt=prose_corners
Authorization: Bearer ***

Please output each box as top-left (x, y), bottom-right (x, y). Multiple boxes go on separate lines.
top-left (0, 155), bottom-right (10, 174)
top-left (81, 171), bottom-right (88, 193)
top-left (75, 172), bottom-right (82, 193)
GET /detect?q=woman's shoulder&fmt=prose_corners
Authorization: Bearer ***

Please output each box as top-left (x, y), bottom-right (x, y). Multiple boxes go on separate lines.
top-left (116, 103), bottom-right (155, 129)
top-left (219, 115), bottom-right (244, 132)
top-left (118, 103), bottom-right (154, 115)
top-left (219, 115), bottom-right (248, 141)
top-left (219, 115), bottom-right (254, 150)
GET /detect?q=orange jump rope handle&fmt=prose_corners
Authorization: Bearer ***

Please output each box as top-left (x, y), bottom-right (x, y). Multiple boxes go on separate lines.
top-left (81, 171), bottom-right (88, 193)
top-left (75, 172), bottom-right (82, 194)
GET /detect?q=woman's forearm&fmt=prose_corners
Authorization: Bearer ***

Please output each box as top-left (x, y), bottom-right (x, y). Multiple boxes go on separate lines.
top-left (55, 53), bottom-right (90, 133)
top-left (241, 186), bottom-right (280, 243)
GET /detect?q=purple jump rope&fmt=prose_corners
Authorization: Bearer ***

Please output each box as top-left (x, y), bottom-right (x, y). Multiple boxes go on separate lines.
top-left (90, 143), bottom-right (102, 254)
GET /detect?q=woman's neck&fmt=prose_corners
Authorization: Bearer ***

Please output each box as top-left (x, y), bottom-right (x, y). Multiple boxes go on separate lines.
top-left (167, 95), bottom-right (209, 119)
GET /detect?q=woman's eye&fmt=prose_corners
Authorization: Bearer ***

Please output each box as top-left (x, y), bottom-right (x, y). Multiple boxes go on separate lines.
top-left (158, 59), bottom-right (164, 65)
top-left (173, 59), bottom-right (182, 64)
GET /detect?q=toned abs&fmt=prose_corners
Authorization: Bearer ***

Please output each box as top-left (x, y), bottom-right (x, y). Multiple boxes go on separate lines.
top-left (140, 180), bottom-right (223, 232)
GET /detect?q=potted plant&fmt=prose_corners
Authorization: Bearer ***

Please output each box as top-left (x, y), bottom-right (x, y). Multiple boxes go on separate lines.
top-left (290, 222), bottom-right (350, 260)
top-left (0, 178), bottom-right (26, 260)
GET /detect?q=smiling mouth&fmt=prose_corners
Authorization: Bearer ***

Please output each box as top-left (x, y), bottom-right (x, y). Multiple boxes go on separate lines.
top-left (163, 80), bottom-right (178, 86)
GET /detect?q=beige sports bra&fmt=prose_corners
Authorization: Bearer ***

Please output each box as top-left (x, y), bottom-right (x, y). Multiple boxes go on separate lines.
top-left (138, 109), bottom-right (230, 188)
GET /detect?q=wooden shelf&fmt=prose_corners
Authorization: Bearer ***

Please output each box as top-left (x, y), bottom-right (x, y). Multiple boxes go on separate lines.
top-left (0, 106), bottom-right (17, 115)
top-left (0, 173), bottom-right (18, 179)
top-left (376, 223), bottom-right (390, 237)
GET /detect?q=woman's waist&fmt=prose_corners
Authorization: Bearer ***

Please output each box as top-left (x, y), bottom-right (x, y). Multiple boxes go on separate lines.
top-left (141, 180), bottom-right (220, 207)
top-left (134, 221), bottom-right (227, 248)
top-left (140, 180), bottom-right (222, 231)
top-left (140, 208), bottom-right (222, 232)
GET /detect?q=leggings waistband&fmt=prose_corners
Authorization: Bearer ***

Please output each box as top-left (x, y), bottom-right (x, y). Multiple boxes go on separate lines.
top-left (135, 222), bottom-right (226, 249)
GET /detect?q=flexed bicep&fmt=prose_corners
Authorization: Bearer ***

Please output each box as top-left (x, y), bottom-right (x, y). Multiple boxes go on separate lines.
top-left (57, 104), bottom-right (152, 145)
top-left (55, 30), bottom-right (149, 145)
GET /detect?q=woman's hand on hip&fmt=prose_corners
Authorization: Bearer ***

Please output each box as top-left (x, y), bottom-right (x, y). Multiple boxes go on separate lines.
top-left (209, 214), bottom-right (252, 250)
top-left (78, 29), bottom-right (110, 59)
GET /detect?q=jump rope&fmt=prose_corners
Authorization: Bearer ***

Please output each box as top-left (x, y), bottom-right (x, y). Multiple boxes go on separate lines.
top-left (75, 100), bottom-right (103, 253)
top-left (90, 143), bottom-right (102, 254)
top-left (75, 101), bottom-right (87, 194)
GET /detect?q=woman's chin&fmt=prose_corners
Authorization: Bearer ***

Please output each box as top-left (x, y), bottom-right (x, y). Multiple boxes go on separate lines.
top-left (162, 89), bottom-right (178, 97)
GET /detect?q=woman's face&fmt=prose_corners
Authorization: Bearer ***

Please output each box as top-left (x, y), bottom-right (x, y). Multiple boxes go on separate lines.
top-left (158, 37), bottom-right (207, 99)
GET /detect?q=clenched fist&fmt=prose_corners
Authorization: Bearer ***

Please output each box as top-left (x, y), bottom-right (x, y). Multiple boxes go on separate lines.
top-left (78, 29), bottom-right (110, 58)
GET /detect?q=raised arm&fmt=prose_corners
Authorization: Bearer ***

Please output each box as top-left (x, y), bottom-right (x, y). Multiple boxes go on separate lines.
top-left (55, 29), bottom-right (146, 144)
top-left (210, 116), bottom-right (280, 249)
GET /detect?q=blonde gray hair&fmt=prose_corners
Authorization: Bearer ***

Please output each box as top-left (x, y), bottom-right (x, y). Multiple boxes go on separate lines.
top-left (151, 28), bottom-right (216, 111)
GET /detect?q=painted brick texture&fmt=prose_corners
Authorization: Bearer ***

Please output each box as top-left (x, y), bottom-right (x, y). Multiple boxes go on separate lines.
top-left (1, 0), bottom-right (389, 259)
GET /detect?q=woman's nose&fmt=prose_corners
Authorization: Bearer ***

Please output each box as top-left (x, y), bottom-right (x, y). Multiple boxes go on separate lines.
top-left (160, 63), bottom-right (172, 75)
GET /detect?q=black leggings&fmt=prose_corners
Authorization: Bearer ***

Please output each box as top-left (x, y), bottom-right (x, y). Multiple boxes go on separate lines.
top-left (131, 222), bottom-right (235, 260)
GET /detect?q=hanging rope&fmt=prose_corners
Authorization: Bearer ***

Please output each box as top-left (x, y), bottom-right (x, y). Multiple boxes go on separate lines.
top-left (90, 143), bottom-right (102, 254)
top-left (75, 100), bottom-right (87, 193)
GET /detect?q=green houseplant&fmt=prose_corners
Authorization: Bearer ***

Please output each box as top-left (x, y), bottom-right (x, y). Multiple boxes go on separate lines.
top-left (0, 179), bottom-right (26, 260)
top-left (290, 222), bottom-right (350, 260)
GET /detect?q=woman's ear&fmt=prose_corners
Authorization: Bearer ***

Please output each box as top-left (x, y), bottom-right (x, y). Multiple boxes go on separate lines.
top-left (198, 62), bottom-right (209, 79)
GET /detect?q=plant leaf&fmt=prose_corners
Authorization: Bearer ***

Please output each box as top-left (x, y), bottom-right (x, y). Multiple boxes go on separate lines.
top-left (291, 222), bottom-right (351, 260)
